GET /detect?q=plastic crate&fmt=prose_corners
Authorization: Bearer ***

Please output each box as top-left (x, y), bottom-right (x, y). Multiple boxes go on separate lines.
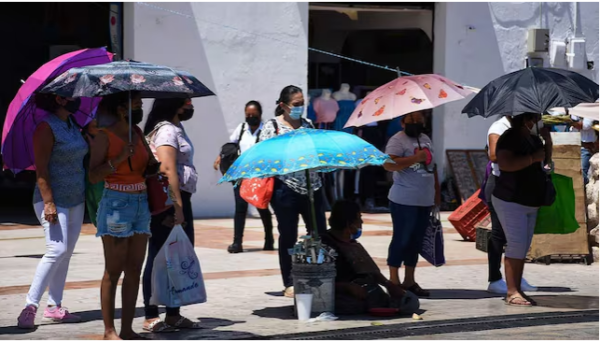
top-left (448, 190), bottom-right (489, 241)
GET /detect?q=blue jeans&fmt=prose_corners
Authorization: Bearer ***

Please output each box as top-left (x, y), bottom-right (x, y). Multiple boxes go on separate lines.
top-left (581, 146), bottom-right (593, 184)
top-left (96, 189), bottom-right (151, 238)
top-left (387, 202), bottom-right (431, 268)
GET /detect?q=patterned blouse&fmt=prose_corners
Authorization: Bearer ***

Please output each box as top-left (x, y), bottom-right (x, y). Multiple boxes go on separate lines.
top-left (148, 121), bottom-right (198, 194)
top-left (259, 117), bottom-right (322, 195)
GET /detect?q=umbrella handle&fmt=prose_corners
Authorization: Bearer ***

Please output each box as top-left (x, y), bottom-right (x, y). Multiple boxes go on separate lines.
top-left (128, 92), bottom-right (134, 172)
top-left (305, 169), bottom-right (319, 240)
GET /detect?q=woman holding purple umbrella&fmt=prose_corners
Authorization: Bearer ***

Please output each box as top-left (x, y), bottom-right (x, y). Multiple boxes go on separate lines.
top-left (17, 93), bottom-right (88, 329)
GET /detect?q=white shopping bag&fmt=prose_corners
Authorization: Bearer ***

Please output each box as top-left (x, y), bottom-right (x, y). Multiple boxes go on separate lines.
top-left (150, 225), bottom-right (207, 307)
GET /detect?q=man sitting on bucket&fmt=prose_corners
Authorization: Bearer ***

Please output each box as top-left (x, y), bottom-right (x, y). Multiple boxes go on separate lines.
top-left (321, 200), bottom-right (420, 315)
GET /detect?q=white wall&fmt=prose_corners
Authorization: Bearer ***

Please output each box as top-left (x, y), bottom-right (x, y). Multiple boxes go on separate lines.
top-left (433, 2), bottom-right (599, 177)
top-left (124, 2), bottom-right (309, 218)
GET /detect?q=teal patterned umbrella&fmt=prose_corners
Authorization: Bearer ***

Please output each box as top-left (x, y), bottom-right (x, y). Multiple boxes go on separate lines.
top-left (219, 128), bottom-right (390, 183)
top-left (219, 128), bottom-right (391, 239)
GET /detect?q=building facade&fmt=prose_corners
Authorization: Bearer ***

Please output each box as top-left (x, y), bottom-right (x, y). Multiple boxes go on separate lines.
top-left (124, 2), bottom-right (599, 218)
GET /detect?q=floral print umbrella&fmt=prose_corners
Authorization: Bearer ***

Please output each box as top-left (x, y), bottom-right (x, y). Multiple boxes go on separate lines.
top-left (344, 74), bottom-right (475, 128)
top-left (40, 60), bottom-right (215, 98)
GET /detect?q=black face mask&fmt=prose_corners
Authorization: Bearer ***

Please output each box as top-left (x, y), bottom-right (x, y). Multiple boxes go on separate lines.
top-left (127, 108), bottom-right (144, 125)
top-left (404, 123), bottom-right (424, 138)
top-left (179, 108), bottom-right (194, 121)
top-left (63, 98), bottom-right (81, 114)
top-left (246, 116), bottom-right (261, 126)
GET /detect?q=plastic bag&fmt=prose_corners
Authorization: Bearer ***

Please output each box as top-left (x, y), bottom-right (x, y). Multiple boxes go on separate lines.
top-left (240, 177), bottom-right (274, 209)
top-left (420, 208), bottom-right (445, 267)
top-left (150, 225), bottom-right (207, 307)
top-left (534, 173), bottom-right (580, 235)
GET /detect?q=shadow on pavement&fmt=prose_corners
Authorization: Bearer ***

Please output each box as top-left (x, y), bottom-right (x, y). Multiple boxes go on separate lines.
top-left (252, 305), bottom-right (425, 321)
top-left (529, 295), bottom-right (599, 310)
top-left (425, 289), bottom-right (503, 300)
top-left (0, 325), bottom-right (38, 336)
top-left (535, 286), bottom-right (573, 293)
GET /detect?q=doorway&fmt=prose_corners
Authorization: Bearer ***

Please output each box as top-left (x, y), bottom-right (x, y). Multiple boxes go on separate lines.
top-left (308, 2), bottom-right (435, 209)
top-left (0, 2), bottom-right (120, 225)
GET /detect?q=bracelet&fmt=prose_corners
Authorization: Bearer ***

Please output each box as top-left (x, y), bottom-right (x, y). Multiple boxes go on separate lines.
top-left (107, 160), bottom-right (117, 173)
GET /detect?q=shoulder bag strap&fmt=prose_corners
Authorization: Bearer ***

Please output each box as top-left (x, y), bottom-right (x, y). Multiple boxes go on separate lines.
top-left (135, 125), bottom-right (159, 166)
top-left (237, 123), bottom-right (246, 146)
top-left (255, 129), bottom-right (262, 143)
top-left (271, 118), bottom-right (279, 135)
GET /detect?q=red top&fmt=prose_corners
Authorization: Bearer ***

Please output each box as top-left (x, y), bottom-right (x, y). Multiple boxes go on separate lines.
top-left (104, 127), bottom-right (149, 190)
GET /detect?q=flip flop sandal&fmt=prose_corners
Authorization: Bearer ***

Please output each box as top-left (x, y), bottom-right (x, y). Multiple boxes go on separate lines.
top-left (143, 320), bottom-right (177, 333)
top-left (505, 296), bottom-right (533, 307)
top-left (171, 317), bottom-right (203, 329)
top-left (405, 283), bottom-right (430, 297)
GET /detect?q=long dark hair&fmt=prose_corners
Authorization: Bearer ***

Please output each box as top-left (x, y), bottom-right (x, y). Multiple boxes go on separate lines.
top-left (275, 85), bottom-right (302, 116)
top-left (144, 98), bottom-right (187, 135)
top-left (511, 112), bottom-right (538, 129)
top-left (98, 91), bottom-right (141, 119)
top-left (328, 200), bottom-right (361, 231)
top-left (34, 93), bottom-right (60, 113)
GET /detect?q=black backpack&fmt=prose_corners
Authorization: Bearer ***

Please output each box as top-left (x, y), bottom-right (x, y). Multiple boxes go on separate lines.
top-left (219, 123), bottom-right (260, 175)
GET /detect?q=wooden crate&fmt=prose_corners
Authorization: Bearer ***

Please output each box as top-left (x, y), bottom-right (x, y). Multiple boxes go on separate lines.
top-left (527, 133), bottom-right (590, 260)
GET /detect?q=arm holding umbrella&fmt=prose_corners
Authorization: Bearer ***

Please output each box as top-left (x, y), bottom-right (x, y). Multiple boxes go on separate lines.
top-left (383, 151), bottom-right (428, 173)
top-left (33, 123), bottom-right (58, 224)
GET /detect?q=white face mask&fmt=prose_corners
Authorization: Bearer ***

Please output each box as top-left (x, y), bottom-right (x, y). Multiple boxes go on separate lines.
top-left (530, 120), bottom-right (544, 135)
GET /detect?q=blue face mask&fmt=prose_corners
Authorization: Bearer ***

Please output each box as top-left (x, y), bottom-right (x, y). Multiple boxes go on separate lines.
top-left (289, 106), bottom-right (304, 120)
top-left (351, 228), bottom-right (362, 240)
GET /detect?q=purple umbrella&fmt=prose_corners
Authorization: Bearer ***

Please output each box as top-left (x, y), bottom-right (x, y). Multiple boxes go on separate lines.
top-left (1, 47), bottom-right (113, 173)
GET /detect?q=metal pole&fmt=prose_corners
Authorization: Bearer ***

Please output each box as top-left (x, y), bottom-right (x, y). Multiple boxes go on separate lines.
top-left (305, 169), bottom-right (319, 240)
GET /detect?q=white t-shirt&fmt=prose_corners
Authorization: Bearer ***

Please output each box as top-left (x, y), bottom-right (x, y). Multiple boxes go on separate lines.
top-left (487, 116), bottom-right (511, 177)
top-left (570, 115), bottom-right (597, 143)
top-left (229, 121), bottom-right (264, 154)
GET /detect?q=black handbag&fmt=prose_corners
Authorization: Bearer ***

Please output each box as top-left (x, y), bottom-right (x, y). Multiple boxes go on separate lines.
top-left (218, 123), bottom-right (261, 175)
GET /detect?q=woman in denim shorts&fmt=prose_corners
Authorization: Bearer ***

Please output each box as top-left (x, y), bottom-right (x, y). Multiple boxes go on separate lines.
top-left (89, 91), bottom-right (156, 340)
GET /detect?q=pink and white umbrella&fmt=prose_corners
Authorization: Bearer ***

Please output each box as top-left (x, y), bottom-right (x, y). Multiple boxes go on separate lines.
top-left (344, 74), bottom-right (476, 128)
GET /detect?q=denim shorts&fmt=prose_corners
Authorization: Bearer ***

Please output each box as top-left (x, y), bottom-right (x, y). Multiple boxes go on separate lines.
top-left (96, 189), bottom-right (152, 238)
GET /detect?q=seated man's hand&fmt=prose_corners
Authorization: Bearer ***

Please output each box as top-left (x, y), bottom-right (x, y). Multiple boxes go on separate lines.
top-left (386, 282), bottom-right (406, 300)
top-left (347, 283), bottom-right (368, 300)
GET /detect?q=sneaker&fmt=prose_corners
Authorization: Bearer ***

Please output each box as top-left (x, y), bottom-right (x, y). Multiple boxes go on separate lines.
top-left (487, 278), bottom-right (537, 294)
top-left (17, 305), bottom-right (37, 329)
top-left (487, 279), bottom-right (508, 294)
top-left (42, 306), bottom-right (81, 324)
top-left (521, 278), bottom-right (538, 292)
top-left (283, 286), bottom-right (294, 298)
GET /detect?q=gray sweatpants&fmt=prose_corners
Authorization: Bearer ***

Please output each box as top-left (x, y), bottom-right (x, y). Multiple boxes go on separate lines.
top-left (491, 196), bottom-right (539, 259)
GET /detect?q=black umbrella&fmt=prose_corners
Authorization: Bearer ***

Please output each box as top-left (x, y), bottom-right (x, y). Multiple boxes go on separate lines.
top-left (462, 68), bottom-right (599, 118)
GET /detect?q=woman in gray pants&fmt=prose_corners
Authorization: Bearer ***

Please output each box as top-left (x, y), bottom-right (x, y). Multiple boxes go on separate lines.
top-left (492, 113), bottom-right (552, 306)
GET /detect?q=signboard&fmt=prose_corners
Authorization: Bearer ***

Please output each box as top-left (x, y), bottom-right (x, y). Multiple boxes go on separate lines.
top-left (109, 3), bottom-right (123, 60)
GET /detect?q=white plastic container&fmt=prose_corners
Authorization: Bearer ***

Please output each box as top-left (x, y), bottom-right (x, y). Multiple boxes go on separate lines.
top-left (295, 293), bottom-right (313, 321)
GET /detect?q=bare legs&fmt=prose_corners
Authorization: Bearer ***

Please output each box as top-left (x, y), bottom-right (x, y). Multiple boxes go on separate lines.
top-left (388, 266), bottom-right (415, 287)
top-left (101, 235), bottom-right (149, 340)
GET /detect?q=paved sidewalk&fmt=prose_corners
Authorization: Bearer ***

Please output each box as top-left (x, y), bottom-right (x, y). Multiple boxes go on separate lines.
top-left (0, 213), bottom-right (597, 340)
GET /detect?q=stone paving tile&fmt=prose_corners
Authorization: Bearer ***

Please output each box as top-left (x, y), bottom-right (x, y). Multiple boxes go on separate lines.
top-left (0, 214), bottom-right (597, 340)
top-left (397, 322), bottom-right (600, 340)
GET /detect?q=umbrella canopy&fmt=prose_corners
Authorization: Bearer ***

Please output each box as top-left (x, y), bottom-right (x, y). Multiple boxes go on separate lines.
top-left (40, 60), bottom-right (214, 99)
top-left (219, 128), bottom-right (390, 183)
top-left (344, 74), bottom-right (475, 128)
top-left (1, 47), bottom-right (113, 173)
top-left (555, 103), bottom-right (599, 121)
top-left (462, 68), bottom-right (599, 118)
